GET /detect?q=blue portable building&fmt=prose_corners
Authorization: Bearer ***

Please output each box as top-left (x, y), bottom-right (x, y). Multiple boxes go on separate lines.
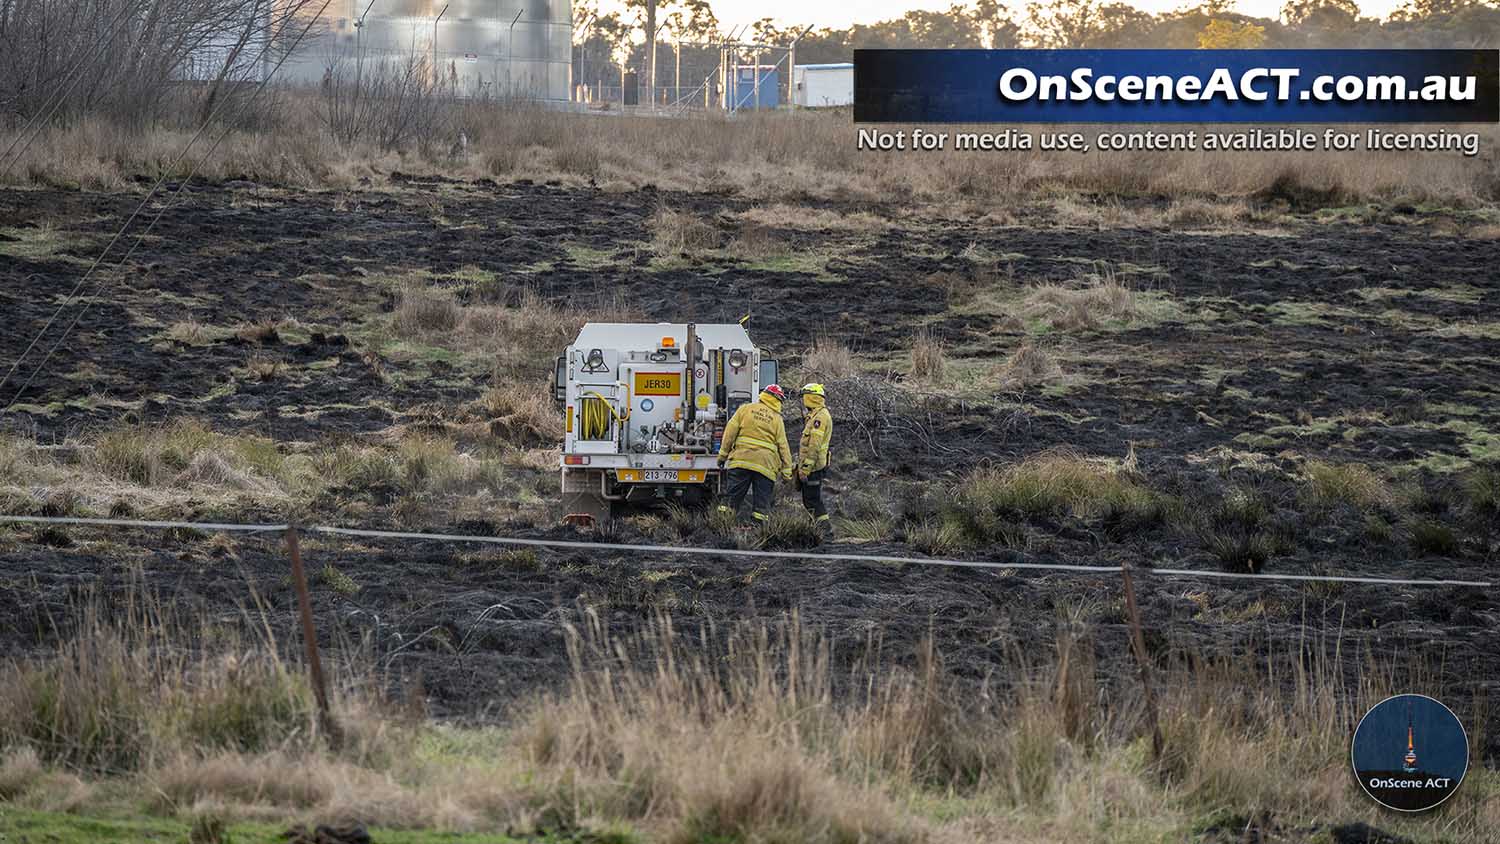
top-left (727, 65), bottom-right (779, 110)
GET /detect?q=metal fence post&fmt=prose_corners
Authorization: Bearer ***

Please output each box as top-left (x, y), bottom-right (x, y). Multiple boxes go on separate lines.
top-left (1121, 562), bottom-right (1164, 763)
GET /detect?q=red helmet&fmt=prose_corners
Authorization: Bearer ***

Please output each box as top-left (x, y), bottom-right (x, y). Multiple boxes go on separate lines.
top-left (762, 384), bottom-right (786, 401)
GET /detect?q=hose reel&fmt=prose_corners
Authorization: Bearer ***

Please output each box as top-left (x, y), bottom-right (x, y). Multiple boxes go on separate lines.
top-left (578, 392), bottom-right (621, 440)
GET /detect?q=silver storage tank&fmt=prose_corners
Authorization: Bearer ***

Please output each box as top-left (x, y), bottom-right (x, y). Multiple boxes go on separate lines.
top-left (281, 0), bottom-right (571, 101)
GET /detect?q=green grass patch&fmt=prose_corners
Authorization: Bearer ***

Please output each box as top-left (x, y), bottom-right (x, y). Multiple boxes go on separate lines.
top-left (560, 242), bottom-right (618, 269)
top-left (0, 225), bottom-right (90, 262)
top-left (932, 452), bottom-right (1172, 548)
top-left (1299, 460), bottom-right (1395, 512)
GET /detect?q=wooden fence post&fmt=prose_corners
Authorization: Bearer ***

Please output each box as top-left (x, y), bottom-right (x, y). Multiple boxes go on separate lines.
top-left (285, 525), bottom-right (336, 742)
top-left (1120, 562), bottom-right (1163, 764)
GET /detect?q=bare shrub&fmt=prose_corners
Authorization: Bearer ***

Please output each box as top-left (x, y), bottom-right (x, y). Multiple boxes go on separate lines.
top-left (321, 53), bottom-right (455, 153)
top-left (0, 0), bottom-right (318, 125)
top-left (909, 329), bottom-right (946, 381)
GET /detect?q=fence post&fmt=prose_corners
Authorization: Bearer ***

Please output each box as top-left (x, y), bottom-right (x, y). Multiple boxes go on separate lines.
top-left (285, 524), bottom-right (336, 741)
top-left (1120, 562), bottom-right (1163, 763)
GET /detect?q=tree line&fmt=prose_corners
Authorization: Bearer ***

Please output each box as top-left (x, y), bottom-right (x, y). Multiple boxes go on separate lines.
top-left (573, 0), bottom-right (1500, 98)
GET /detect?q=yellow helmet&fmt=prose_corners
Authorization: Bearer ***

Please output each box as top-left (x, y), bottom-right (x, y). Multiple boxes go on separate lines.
top-left (801, 383), bottom-right (825, 397)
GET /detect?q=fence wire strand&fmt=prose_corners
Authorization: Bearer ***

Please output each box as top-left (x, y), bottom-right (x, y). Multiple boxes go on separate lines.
top-left (0, 514), bottom-right (1489, 588)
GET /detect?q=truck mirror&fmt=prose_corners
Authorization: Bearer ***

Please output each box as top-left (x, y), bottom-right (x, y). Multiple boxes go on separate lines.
top-left (553, 355), bottom-right (566, 404)
top-left (759, 358), bottom-right (778, 389)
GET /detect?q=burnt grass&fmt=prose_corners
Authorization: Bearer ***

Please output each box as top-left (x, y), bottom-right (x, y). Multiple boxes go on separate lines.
top-left (1, 177), bottom-right (1498, 768)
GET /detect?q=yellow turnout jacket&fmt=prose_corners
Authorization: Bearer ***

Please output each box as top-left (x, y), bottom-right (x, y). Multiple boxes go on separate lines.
top-left (719, 394), bottom-right (793, 481)
top-left (798, 393), bottom-right (833, 475)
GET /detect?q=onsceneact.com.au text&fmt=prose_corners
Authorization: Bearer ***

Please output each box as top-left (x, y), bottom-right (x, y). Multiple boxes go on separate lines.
top-left (998, 68), bottom-right (1479, 103)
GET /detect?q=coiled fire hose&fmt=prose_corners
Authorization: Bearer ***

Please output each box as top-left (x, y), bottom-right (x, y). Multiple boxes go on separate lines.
top-left (579, 392), bottom-right (624, 440)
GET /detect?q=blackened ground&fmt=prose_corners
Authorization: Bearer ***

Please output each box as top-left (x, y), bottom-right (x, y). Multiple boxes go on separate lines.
top-left (0, 177), bottom-right (1497, 765)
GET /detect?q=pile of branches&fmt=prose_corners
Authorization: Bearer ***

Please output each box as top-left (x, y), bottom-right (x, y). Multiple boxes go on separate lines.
top-left (820, 375), bottom-right (1023, 460)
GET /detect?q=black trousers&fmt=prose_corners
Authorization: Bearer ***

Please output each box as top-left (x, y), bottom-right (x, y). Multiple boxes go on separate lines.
top-left (720, 468), bottom-right (775, 522)
top-left (800, 468), bottom-right (829, 520)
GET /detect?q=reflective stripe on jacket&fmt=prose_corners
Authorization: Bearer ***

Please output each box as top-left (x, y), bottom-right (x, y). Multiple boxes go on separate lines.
top-left (798, 394), bottom-right (832, 475)
top-left (719, 395), bottom-right (793, 481)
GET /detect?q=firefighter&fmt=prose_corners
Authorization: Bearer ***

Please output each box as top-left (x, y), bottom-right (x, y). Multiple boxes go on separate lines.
top-left (716, 384), bottom-right (794, 525)
top-left (795, 383), bottom-right (833, 536)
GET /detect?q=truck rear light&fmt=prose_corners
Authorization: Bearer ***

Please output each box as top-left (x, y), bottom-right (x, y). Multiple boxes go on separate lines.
top-left (564, 455), bottom-right (590, 466)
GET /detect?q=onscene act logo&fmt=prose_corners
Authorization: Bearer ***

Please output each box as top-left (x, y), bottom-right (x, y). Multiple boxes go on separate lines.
top-left (1351, 694), bottom-right (1469, 812)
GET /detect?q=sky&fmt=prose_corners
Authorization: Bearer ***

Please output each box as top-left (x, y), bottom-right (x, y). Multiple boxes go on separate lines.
top-left (705, 0), bottom-right (1407, 30)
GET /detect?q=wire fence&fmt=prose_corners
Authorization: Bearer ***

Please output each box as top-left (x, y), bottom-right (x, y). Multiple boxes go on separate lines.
top-left (1, 514), bottom-right (1490, 588)
top-left (4, 510), bottom-right (1488, 755)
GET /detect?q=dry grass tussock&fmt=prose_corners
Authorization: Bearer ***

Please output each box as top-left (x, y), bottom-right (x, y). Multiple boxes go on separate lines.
top-left (476, 380), bottom-right (562, 448)
top-left (733, 203), bottom-right (889, 232)
top-left (947, 449), bottom-right (1164, 529)
top-left (800, 337), bottom-right (858, 380)
top-left (1300, 459), bottom-right (1397, 512)
top-left (393, 281), bottom-right (462, 335)
top-left (649, 205), bottom-right (722, 254)
top-left (392, 277), bottom-right (639, 381)
top-left (4, 101), bottom-right (1496, 208)
top-left (908, 328), bottom-right (946, 381)
top-left (994, 339), bottom-right (1064, 390)
top-left (0, 420), bottom-right (523, 521)
top-left (1051, 196), bottom-right (1263, 230)
top-left (1022, 267), bottom-right (1140, 331)
top-left (0, 601), bottom-right (316, 774)
top-left (3, 606), bottom-right (1492, 841)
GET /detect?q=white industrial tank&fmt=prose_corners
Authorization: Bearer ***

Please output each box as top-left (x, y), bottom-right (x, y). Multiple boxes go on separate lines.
top-left (278, 0), bottom-right (572, 101)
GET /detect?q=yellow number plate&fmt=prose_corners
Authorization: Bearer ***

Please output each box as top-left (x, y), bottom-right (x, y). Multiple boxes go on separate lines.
top-left (616, 469), bottom-right (706, 484)
top-left (633, 372), bottom-right (682, 396)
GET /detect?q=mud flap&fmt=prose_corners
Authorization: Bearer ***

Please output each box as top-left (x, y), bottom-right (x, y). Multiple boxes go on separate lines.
top-left (561, 491), bottom-right (617, 525)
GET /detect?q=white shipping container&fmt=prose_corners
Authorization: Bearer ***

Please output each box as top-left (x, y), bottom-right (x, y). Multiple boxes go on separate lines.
top-left (793, 63), bottom-right (853, 108)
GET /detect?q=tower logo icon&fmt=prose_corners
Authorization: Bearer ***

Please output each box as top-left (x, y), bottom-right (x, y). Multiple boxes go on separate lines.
top-left (1352, 694), bottom-right (1468, 812)
top-left (1402, 700), bottom-right (1418, 774)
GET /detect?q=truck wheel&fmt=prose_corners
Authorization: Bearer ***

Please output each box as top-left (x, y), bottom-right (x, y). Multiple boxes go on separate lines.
top-left (562, 492), bottom-right (617, 525)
